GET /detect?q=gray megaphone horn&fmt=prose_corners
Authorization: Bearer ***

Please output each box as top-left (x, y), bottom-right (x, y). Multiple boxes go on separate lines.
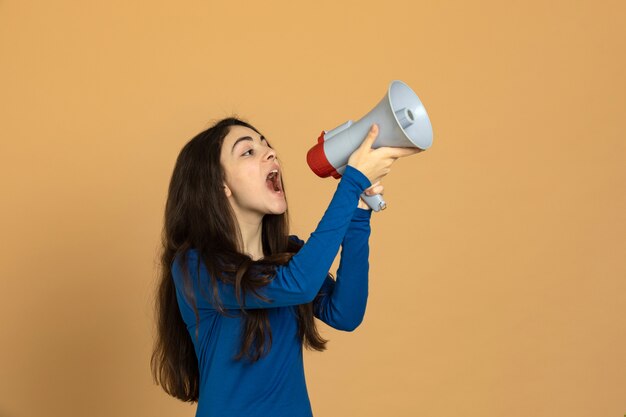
top-left (307, 80), bottom-right (433, 211)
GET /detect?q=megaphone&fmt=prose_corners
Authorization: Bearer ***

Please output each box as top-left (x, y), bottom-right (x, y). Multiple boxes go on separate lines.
top-left (307, 80), bottom-right (433, 211)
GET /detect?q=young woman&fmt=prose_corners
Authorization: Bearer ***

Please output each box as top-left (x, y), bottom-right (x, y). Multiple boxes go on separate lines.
top-left (152, 117), bottom-right (417, 416)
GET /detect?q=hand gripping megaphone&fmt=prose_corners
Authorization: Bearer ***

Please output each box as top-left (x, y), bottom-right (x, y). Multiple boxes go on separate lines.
top-left (307, 80), bottom-right (433, 211)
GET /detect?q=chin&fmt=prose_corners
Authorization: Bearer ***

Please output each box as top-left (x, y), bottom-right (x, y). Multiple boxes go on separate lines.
top-left (267, 201), bottom-right (287, 215)
top-left (271, 206), bottom-right (288, 215)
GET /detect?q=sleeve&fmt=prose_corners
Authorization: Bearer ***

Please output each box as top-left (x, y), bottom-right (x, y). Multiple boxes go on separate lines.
top-left (313, 207), bottom-right (371, 331)
top-left (171, 165), bottom-right (371, 310)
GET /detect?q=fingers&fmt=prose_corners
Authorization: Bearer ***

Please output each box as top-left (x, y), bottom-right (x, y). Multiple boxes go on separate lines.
top-left (359, 124), bottom-right (379, 151)
top-left (376, 146), bottom-right (422, 159)
top-left (390, 146), bottom-right (422, 158)
top-left (364, 181), bottom-right (384, 196)
top-left (348, 125), bottom-right (419, 182)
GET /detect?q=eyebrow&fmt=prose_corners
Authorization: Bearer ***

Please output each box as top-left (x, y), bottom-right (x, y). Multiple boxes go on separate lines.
top-left (231, 135), bottom-right (268, 154)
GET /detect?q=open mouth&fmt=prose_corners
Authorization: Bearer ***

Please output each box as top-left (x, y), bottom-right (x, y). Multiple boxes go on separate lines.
top-left (266, 170), bottom-right (283, 193)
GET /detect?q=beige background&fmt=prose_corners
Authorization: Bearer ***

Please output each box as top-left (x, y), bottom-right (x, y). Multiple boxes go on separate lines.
top-left (1, 1), bottom-right (625, 416)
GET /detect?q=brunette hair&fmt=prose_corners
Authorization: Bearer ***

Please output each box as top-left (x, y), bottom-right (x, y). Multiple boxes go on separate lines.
top-left (151, 117), bottom-right (328, 402)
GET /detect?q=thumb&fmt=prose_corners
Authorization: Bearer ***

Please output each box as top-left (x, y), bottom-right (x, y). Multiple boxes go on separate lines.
top-left (359, 124), bottom-right (379, 151)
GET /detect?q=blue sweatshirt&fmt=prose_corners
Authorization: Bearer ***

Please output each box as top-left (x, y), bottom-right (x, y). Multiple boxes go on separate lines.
top-left (171, 165), bottom-right (372, 417)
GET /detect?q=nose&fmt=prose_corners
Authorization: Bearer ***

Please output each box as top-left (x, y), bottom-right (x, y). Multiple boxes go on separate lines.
top-left (265, 146), bottom-right (277, 161)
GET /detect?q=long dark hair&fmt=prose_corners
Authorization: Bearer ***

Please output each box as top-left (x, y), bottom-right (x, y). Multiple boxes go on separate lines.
top-left (151, 117), bottom-right (328, 402)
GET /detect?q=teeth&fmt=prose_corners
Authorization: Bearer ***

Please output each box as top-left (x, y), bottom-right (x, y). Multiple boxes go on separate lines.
top-left (267, 170), bottom-right (278, 180)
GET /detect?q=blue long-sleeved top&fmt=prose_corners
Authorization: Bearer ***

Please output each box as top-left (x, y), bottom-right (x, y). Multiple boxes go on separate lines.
top-left (171, 165), bottom-right (372, 417)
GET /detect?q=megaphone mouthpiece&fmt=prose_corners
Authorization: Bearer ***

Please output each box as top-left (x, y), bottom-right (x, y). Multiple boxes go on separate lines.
top-left (306, 134), bottom-right (342, 179)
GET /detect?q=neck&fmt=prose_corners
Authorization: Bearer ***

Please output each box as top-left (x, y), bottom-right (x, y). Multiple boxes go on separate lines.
top-left (232, 209), bottom-right (264, 261)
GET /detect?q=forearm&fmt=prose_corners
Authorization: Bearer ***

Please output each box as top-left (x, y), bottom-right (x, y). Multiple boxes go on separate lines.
top-left (175, 165), bottom-right (372, 310)
top-left (257, 166), bottom-right (370, 306)
top-left (315, 208), bottom-right (371, 330)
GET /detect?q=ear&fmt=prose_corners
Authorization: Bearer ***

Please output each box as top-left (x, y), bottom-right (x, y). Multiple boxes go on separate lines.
top-left (223, 183), bottom-right (232, 198)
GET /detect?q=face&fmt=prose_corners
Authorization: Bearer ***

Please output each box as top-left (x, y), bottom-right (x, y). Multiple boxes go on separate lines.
top-left (220, 125), bottom-right (286, 222)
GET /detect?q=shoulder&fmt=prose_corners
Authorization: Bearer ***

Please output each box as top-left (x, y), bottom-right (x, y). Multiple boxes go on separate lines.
top-left (171, 248), bottom-right (200, 272)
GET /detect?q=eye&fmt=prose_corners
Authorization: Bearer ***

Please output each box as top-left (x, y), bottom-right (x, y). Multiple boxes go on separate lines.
top-left (241, 148), bottom-right (253, 157)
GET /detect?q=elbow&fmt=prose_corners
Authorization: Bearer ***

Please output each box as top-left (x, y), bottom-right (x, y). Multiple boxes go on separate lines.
top-left (335, 315), bottom-right (364, 332)
top-left (302, 286), bottom-right (321, 305)
top-left (340, 323), bottom-right (361, 332)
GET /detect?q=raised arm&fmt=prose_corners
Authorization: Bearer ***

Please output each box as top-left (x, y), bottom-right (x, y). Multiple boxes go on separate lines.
top-left (173, 123), bottom-right (404, 311)
top-left (172, 165), bottom-right (371, 310)
top-left (313, 207), bottom-right (371, 331)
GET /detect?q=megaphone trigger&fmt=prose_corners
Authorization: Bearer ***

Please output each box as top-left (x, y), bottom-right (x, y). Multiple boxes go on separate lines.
top-left (361, 193), bottom-right (387, 212)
